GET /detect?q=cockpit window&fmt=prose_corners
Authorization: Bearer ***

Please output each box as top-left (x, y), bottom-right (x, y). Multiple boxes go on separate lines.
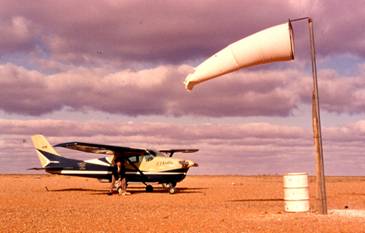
top-left (143, 150), bottom-right (165, 161)
top-left (129, 156), bottom-right (139, 163)
top-left (148, 150), bottom-right (167, 157)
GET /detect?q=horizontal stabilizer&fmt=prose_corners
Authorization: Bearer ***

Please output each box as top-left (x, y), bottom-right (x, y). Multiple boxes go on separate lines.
top-left (28, 167), bottom-right (64, 170)
top-left (28, 167), bottom-right (46, 170)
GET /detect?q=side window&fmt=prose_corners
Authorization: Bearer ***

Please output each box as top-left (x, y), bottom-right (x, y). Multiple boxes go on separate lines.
top-left (129, 156), bottom-right (139, 163)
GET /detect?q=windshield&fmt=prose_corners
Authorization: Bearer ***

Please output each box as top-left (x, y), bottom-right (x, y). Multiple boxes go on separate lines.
top-left (146, 150), bottom-right (166, 157)
top-left (144, 150), bottom-right (158, 161)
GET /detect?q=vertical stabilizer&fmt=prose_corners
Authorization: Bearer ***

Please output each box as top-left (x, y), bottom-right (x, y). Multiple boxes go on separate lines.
top-left (31, 135), bottom-right (61, 167)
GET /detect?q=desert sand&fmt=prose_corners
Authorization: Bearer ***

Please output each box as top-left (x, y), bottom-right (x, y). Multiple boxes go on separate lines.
top-left (0, 175), bottom-right (364, 233)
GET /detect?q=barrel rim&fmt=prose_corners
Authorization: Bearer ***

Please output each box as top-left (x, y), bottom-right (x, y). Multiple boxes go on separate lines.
top-left (284, 172), bottom-right (308, 176)
top-left (284, 199), bottom-right (309, 201)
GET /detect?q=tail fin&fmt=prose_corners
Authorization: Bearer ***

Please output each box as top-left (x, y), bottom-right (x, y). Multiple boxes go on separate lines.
top-left (31, 135), bottom-right (61, 168)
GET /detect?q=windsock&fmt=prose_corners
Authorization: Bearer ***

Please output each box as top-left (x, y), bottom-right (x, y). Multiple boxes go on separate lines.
top-left (184, 21), bottom-right (295, 91)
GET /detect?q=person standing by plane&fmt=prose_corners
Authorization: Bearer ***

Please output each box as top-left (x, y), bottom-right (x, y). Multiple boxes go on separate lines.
top-left (108, 157), bottom-right (130, 195)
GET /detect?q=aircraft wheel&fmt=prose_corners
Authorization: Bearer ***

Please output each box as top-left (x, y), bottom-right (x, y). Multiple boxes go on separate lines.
top-left (169, 187), bottom-right (176, 194)
top-left (146, 185), bottom-right (153, 192)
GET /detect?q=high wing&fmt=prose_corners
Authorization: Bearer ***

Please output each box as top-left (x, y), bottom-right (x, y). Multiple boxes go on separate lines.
top-left (54, 141), bottom-right (152, 183)
top-left (54, 141), bottom-right (147, 157)
top-left (159, 149), bottom-right (199, 157)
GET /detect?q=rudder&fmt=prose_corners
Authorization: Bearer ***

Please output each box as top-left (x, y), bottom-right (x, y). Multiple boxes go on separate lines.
top-left (31, 134), bottom-right (61, 168)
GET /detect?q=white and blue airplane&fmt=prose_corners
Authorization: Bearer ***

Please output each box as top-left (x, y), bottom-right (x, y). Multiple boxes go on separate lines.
top-left (31, 135), bottom-right (198, 194)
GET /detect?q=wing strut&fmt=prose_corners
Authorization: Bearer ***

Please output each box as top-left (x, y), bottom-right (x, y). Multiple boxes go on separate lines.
top-left (125, 157), bottom-right (149, 186)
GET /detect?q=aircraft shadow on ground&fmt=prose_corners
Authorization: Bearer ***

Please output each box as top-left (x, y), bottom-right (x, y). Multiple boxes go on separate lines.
top-left (44, 186), bottom-right (207, 195)
top-left (89, 187), bottom-right (207, 195)
top-left (229, 198), bottom-right (284, 202)
top-left (46, 188), bottom-right (106, 193)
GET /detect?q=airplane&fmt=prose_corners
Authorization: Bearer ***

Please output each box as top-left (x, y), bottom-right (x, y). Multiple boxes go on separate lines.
top-left (31, 135), bottom-right (199, 194)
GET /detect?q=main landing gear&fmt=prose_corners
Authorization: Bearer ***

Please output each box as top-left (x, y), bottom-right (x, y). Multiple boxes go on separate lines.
top-left (162, 182), bottom-right (177, 194)
top-left (145, 185), bottom-right (153, 192)
top-left (168, 185), bottom-right (176, 194)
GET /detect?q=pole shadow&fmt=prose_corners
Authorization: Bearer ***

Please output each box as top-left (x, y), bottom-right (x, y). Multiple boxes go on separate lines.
top-left (229, 198), bottom-right (284, 202)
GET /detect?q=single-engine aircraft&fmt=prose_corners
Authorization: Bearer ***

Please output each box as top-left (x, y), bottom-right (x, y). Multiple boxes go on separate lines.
top-left (31, 135), bottom-right (198, 194)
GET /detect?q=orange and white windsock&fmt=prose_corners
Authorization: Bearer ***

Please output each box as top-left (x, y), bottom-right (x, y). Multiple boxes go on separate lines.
top-left (184, 22), bottom-right (295, 91)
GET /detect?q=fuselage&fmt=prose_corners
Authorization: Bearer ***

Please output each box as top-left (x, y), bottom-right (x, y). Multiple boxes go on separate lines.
top-left (42, 150), bottom-right (193, 184)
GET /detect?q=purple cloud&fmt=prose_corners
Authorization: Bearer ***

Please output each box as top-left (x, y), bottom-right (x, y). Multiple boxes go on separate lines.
top-left (0, 0), bottom-right (364, 65)
top-left (0, 63), bottom-right (304, 116)
top-left (1, 63), bottom-right (365, 117)
top-left (0, 16), bottom-right (36, 53)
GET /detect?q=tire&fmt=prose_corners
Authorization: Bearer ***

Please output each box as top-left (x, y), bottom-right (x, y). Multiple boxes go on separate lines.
top-left (169, 187), bottom-right (176, 194)
top-left (145, 185), bottom-right (153, 192)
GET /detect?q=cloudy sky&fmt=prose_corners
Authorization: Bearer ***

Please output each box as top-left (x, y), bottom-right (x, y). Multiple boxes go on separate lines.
top-left (1, 0), bottom-right (364, 175)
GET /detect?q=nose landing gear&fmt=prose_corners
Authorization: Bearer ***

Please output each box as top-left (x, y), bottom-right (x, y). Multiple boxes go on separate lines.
top-left (168, 186), bottom-right (176, 194)
top-left (165, 182), bottom-right (177, 194)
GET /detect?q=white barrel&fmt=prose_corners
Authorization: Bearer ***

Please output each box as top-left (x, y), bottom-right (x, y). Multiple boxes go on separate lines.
top-left (283, 172), bottom-right (309, 212)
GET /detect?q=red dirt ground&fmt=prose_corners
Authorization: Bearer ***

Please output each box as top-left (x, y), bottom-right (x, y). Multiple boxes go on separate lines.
top-left (0, 175), bottom-right (364, 232)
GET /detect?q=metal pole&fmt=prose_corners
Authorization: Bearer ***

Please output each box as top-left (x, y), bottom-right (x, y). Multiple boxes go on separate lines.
top-left (307, 18), bottom-right (328, 214)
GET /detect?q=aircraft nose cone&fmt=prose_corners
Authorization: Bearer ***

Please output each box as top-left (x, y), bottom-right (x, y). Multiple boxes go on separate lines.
top-left (186, 160), bottom-right (198, 168)
top-left (179, 160), bottom-right (198, 168)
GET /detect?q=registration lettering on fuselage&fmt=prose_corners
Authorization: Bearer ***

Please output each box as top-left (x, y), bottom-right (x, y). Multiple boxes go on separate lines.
top-left (157, 160), bottom-right (174, 166)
